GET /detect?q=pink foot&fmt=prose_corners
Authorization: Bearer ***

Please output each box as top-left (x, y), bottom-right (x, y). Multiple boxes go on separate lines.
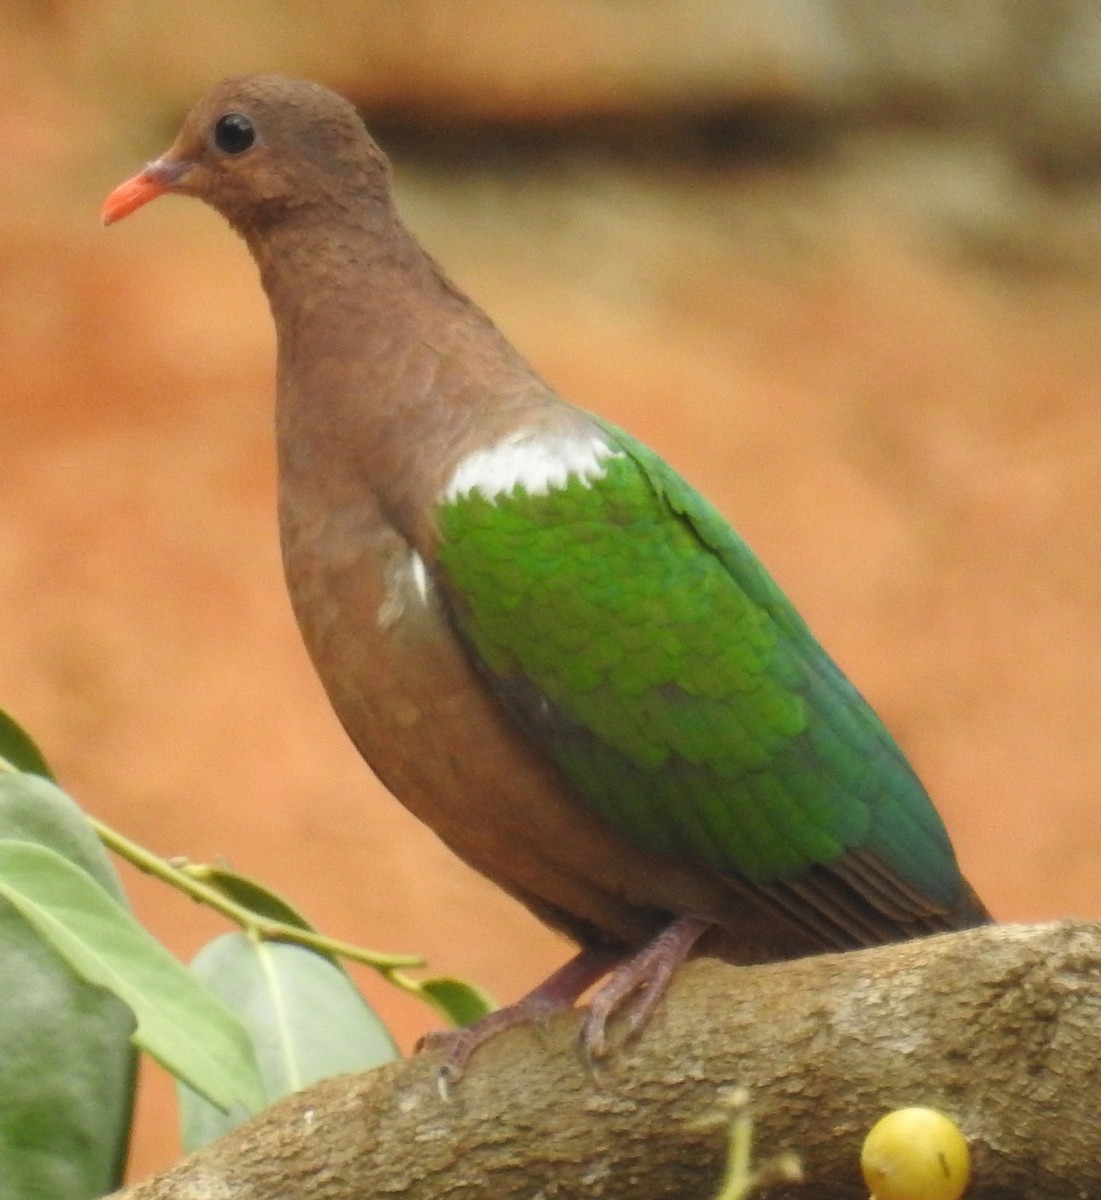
top-left (419, 916), bottom-right (712, 1093)
top-left (580, 915), bottom-right (711, 1059)
top-left (419, 944), bottom-right (620, 1094)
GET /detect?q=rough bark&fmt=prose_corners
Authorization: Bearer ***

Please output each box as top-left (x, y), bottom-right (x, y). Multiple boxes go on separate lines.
top-left (111, 920), bottom-right (1101, 1199)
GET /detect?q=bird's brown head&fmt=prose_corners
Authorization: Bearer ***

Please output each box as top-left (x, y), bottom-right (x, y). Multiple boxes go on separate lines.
top-left (102, 74), bottom-right (393, 236)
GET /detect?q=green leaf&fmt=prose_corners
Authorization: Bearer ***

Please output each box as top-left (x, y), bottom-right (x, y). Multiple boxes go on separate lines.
top-left (187, 865), bottom-right (319, 931)
top-left (183, 864), bottom-right (423, 971)
top-left (180, 935), bottom-right (398, 1152)
top-left (0, 774), bottom-right (123, 903)
top-left (418, 976), bottom-right (497, 1027)
top-left (0, 707), bottom-right (52, 778)
top-left (0, 838), bottom-right (265, 1114)
top-left (0, 773), bottom-right (134, 1197)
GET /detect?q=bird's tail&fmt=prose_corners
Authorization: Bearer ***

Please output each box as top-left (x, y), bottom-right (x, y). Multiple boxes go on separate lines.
top-left (950, 878), bottom-right (993, 929)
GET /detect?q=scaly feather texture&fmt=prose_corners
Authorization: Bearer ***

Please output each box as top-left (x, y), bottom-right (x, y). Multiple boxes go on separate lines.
top-left (103, 75), bottom-right (989, 1072)
top-left (435, 418), bottom-right (984, 953)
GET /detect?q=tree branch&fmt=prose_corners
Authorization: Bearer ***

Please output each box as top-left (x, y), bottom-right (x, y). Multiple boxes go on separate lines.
top-left (110, 920), bottom-right (1101, 1199)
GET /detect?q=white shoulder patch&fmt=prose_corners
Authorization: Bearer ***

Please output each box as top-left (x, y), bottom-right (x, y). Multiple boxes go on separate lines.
top-left (442, 429), bottom-right (623, 504)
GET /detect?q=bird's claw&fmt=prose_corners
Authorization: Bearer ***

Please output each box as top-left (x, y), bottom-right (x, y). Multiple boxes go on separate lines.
top-left (580, 914), bottom-right (711, 1061)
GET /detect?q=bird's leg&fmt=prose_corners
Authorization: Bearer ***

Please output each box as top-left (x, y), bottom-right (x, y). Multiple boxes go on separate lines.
top-left (580, 915), bottom-right (711, 1060)
top-left (421, 942), bottom-right (623, 1093)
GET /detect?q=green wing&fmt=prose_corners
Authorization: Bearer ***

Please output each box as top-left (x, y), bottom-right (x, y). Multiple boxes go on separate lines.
top-left (434, 418), bottom-right (970, 941)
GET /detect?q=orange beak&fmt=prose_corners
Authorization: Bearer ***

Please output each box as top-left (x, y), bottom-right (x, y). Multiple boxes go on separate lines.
top-left (101, 157), bottom-right (192, 225)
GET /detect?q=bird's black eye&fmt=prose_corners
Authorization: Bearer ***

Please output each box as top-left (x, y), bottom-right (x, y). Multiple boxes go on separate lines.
top-left (213, 112), bottom-right (256, 155)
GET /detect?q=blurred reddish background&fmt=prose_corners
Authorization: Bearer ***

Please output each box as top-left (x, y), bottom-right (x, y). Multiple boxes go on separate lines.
top-left (3, 1), bottom-right (1101, 1183)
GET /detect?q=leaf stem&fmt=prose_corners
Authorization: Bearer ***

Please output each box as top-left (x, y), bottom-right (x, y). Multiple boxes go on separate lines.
top-left (90, 817), bottom-right (424, 973)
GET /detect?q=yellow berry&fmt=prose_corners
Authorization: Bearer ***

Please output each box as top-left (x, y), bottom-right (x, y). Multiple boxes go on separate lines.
top-left (861, 1106), bottom-right (970, 1200)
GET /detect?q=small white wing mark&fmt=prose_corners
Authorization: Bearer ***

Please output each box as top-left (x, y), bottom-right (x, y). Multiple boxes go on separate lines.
top-left (409, 551), bottom-right (430, 603)
top-left (442, 429), bottom-right (623, 504)
top-left (378, 549), bottom-right (432, 630)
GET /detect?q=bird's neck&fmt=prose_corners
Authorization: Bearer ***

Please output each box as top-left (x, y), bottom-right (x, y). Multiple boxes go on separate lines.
top-left (245, 209), bottom-right (560, 549)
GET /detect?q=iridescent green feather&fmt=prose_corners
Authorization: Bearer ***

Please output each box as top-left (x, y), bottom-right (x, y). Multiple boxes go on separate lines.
top-left (434, 419), bottom-right (963, 908)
